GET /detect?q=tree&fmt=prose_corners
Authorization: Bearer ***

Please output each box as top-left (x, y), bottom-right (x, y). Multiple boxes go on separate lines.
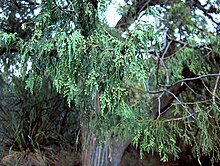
top-left (0, 0), bottom-right (220, 165)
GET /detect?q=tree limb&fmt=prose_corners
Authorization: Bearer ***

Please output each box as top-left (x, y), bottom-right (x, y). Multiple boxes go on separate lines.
top-left (115, 0), bottom-right (165, 31)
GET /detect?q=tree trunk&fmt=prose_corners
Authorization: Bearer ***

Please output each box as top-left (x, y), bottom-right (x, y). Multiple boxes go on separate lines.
top-left (82, 126), bottom-right (130, 166)
top-left (81, 91), bottom-right (130, 166)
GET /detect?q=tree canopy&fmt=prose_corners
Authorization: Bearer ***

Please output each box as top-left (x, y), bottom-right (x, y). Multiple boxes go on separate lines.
top-left (0, 0), bottom-right (220, 164)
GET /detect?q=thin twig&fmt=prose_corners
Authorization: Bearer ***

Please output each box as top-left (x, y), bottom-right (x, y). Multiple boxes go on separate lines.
top-left (213, 70), bottom-right (220, 104)
top-left (182, 82), bottom-right (206, 99)
top-left (172, 99), bottom-right (212, 105)
top-left (167, 35), bottom-right (213, 50)
top-left (156, 92), bottom-right (165, 120)
top-left (145, 68), bottom-right (163, 94)
top-left (159, 58), bottom-right (169, 85)
top-left (161, 40), bottom-right (172, 59)
top-left (161, 105), bottom-right (172, 115)
top-left (163, 43), bottom-right (187, 60)
top-left (202, 80), bottom-right (220, 101)
top-left (136, 0), bottom-right (151, 19)
top-left (164, 89), bottom-right (196, 119)
top-left (164, 90), bottom-right (184, 107)
top-left (172, 73), bottom-right (220, 86)
top-left (164, 113), bottom-right (195, 122)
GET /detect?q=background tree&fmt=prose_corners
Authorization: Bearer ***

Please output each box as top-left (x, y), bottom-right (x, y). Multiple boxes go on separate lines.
top-left (0, 0), bottom-right (220, 166)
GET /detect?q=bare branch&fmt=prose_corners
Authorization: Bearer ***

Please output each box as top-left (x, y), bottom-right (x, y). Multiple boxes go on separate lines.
top-left (201, 80), bottom-right (220, 101)
top-left (167, 35), bottom-right (213, 50)
top-left (164, 89), bottom-right (196, 119)
top-left (159, 58), bottom-right (169, 85)
top-left (172, 73), bottom-right (220, 86)
top-left (145, 68), bottom-right (163, 94)
top-left (153, 82), bottom-right (186, 118)
top-left (213, 70), bottom-right (220, 104)
top-left (161, 40), bottom-right (172, 59)
top-left (182, 82), bottom-right (206, 100)
top-left (152, 67), bottom-right (220, 119)
top-left (155, 92), bottom-right (165, 120)
top-left (164, 113), bottom-right (195, 122)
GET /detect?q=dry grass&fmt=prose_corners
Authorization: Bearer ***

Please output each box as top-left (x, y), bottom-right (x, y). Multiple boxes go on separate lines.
top-left (0, 149), bottom-right (81, 166)
top-left (1, 150), bottom-right (46, 166)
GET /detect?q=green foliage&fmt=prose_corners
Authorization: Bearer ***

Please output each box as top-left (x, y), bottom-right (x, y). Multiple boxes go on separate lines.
top-left (0, 30), bottom-right (17, 45)
top-left (1, 0), bottom-right (219, 163)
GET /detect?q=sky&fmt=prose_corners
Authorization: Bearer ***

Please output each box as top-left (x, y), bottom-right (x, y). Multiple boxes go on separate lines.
top-left (105, 0), bottom-right (126, 27)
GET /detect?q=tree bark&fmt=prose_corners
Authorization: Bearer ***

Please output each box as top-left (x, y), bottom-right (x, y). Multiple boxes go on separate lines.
top-left (81, 126), bottom-right (130, 166)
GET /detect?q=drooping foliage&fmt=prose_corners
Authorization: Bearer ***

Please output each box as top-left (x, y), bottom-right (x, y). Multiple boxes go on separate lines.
top-left (0, 0), bottom-right (220, 163)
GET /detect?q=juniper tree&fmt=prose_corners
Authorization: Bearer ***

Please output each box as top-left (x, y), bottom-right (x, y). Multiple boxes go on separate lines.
top-left (0, 0), bottom-right (220, 165)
